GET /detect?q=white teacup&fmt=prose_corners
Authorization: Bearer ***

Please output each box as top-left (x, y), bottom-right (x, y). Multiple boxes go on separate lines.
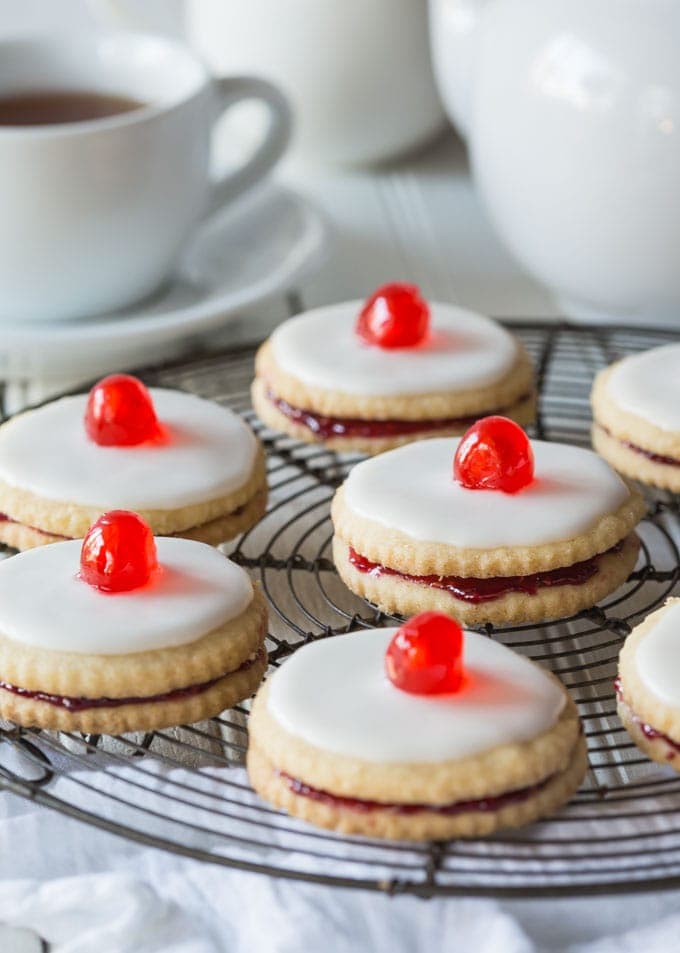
top-left (0, 30), bottom-right (291, 322)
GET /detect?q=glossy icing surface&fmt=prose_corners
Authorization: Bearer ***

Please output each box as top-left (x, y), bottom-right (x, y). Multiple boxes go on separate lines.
top-left (636, 601), bottom-right (680, 707)
top-left (606, 344), bottom-right (680, 432)
top-left (270, 302), bottom-right (518, 396)
top-left (267, 628), bottom-right (565, 762)
top-left (0, 538), bottom-right (253, 655)
top-left (0, 389), bottom-right (258, 509)
top-left (343, 438), bottom-right (630, 548)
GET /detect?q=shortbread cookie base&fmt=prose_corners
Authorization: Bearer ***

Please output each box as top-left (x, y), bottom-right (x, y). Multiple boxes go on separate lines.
top-left (255, 338), bottom-right (535, 421)
top-left (0, 485), bottom-right (268, 552)
top-left (592, 424), bottom-right (680, 492)
top-left (592, 365), bottom-right (680, 460)
top-left (251, 377), bottom-right (536, 454)
top-left (247, 734), bottom-right (586, 841)
top-left (331, 484), bottom-right (645, 578)
top-left (248, 679), bottom-right (581, 803)
top-left (0, 441), bottom-right (267, 540)
top-left (0, 649), bottom-right (267, 734)
top-left (618, 598), bottom-right (680, 741)
top-left (0, 586), bottom-right (268, 699)
top-left (332, 534), bottom-right (640, 626)
top-left (617, 695), bottom-right (680, 773)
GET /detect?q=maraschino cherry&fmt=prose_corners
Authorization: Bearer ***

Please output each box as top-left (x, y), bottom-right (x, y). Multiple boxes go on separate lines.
top-left (454, 416), bottom-right (534, 494)
top-left (80, 511), bottom-right (159, 593)
top-left (85, 374), bottom-right (161, 446)
top-left (356, 283), bottom-right (430, 348)
top-left (385, 612), bottom-right (464, 695)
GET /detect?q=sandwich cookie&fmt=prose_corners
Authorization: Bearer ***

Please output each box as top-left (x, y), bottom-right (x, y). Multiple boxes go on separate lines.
top-left (592, 343), bottom-right (680, 491)
top-left (616, 598), bottom-right (680, 770)
top-left (332, 417), bottom-right (645, 625)
top-left (0, 511), bottom-right (268, 733)
top-left (0, 374), bottom-right (267, 550)
top-left (248, 613), bottom-right (586, 840)
top-left (253, 283), bottom-right (535, 454)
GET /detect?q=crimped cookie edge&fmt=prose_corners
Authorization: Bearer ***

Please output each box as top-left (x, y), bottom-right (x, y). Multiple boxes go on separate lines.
top-left (592, 424), bottom-right (680, 492)
top-left (331, 484), bottom-right (646, 577)
top-left (248, 677), bottom-right (581, 803)
top-left (0, 650), bottom-right (267, 734)
top-left (332, 534), bottom-right (640, 626)
top-left (0, 441), bottom-right (267, 538)
top-left (618, 598), bottom-right (680, 742)
top-left (252, 377), bottom-right (536, 454)
top-left (592, 365), bottom-right (680, 458)
top-left (0, 585), bottom-right (268, 698)
top-left (255, 338), bottom-right (535, 420)
top-left (246, 735), bottom-right (587, 841)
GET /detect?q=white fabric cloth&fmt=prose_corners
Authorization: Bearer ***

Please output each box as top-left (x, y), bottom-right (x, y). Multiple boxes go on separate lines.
top-left (1, 776), bottom-right (680, 953)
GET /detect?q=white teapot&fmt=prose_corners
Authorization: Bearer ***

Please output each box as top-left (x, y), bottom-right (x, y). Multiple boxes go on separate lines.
top-left (431, 0), bottom-right (680, 324)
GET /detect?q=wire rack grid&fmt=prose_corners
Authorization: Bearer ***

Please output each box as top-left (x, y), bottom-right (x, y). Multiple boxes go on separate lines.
top-left (1, 320), bottom-right (680, 898)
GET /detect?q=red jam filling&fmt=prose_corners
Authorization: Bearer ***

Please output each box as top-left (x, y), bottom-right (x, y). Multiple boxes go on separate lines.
top-left (601, 427), bottom-right (680, 467)
top-left (266, 389), bottom-right (531, 440)
top-left (348, 544), bottom-right (622, 605)
top-left (614, 677), bottom-right (680, 755)
top-left (281, 771), bottom-right (553, 815)
top-left (0, 650), bottom-right (264, 713)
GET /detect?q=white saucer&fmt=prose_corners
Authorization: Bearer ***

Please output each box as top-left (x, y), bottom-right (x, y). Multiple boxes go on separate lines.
top-left (0, 182), bottom-right (329, 382)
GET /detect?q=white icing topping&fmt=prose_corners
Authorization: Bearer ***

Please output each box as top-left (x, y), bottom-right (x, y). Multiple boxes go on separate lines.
top-left (343, 438), bottom-right (631, 549)
top-left (267, 628), bottom-right (565, 763)
top-left (270, 301), bottom-right (518, 397)
top-left (0, 389), bottom-right (257, 509)
top-left (0, 538), bottom-right (253, 655)
top-left (635, 601), bottom-right (680, 707)
top-left (606, 344), bottom-right (680, 432)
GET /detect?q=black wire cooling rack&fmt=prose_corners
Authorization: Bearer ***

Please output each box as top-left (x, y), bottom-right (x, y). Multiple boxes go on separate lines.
top-left (1, 320), bottom-right (680, 898)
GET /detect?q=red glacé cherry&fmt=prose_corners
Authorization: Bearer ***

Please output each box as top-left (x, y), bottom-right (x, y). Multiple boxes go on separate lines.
top-left (356, 283), bottom-right (430, 348)
top-left (85, 374), bottom-right (160, 446)
top-left (80, 511), bottom-right (159, 593)
top-left (385, 612), bottom-right (464, 695)
top-left (454, 416), bottom-right (534, 494)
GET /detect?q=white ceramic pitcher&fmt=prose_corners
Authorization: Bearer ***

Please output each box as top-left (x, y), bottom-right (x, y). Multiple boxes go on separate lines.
top-left (431, 0), bottom-right (680, 325)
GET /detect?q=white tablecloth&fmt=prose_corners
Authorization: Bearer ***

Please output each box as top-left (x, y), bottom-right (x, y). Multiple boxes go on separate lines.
top-left (1, 768), bottom-right (680, 953)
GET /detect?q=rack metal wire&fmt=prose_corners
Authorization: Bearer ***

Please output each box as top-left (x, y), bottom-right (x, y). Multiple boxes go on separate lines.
top-left (1, 321), bottom-right (680, 897)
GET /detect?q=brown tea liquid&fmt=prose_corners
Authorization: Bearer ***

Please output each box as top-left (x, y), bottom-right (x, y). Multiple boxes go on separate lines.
top-left (0, 90), bottom-right (145, 126)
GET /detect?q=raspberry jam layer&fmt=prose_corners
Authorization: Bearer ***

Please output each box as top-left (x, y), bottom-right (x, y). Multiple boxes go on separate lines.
top-left (614, 677), bottom-right (680, 756)
top-left (267, 389), bottom-right (530, 440)
top-left (601, 428), bottom-right (680, 467)
top-left (347, 544), bottom-right (622, 605)
top-left (0, 649), bottom-right (264, 713)
top-left (282, 771), bottom-right (553, 816)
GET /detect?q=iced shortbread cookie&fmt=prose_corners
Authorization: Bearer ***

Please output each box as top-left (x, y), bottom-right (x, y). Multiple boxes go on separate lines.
top-left (0, 374), bottom-right (267, 550)
top-left (248, 613), bottom-right (586, 840)
top-left (592, 344), bottom-right (680, 491)
top-left (332, 417), bottom-right (645, 625)
top-left (0, 511), bottom-right (268, 733)
top-left (253, 284), bottom-right (535, 454)
top-left (616, 598), bottom-right (680, 770)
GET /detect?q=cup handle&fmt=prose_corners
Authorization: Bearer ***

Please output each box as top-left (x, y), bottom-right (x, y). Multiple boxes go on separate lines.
top-left (207, 75), bottom-right (292, 216)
